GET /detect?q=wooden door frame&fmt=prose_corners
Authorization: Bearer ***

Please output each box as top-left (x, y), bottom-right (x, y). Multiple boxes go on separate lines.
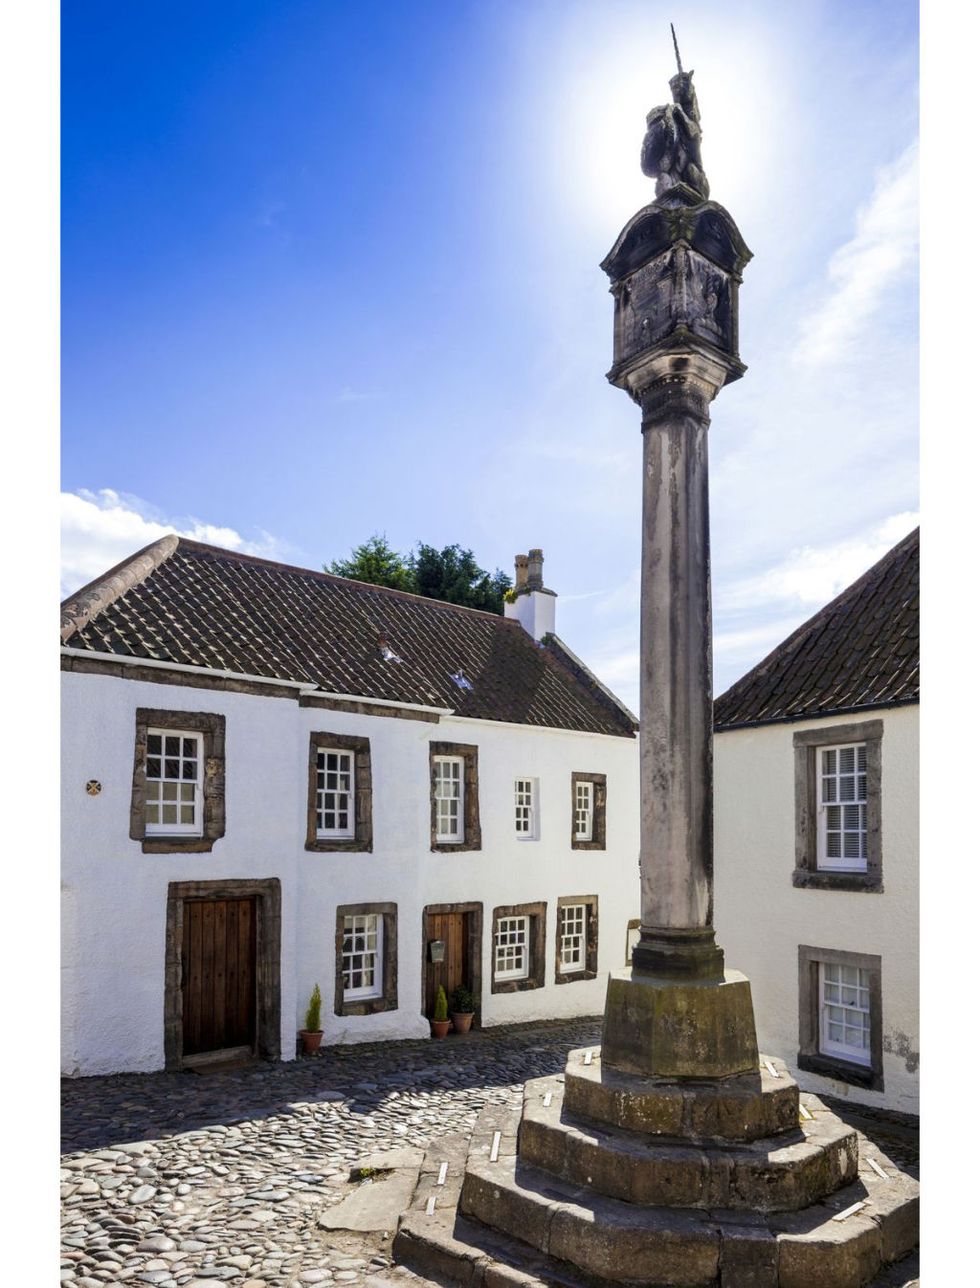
top-left (420, 902), bottom-right (483, 1026)
top-left (165, 878), bottom-right (281, 1071)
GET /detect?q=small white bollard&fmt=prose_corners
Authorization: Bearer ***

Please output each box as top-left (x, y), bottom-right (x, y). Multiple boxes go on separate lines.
top-left (489, 1131), bottom-right (501, 1163)
top-left (763, 1059), bottom-right (779, 1078)
top-left (866, 1156), bottom-right (889, 1180)
top-left (799, 1103), bottom-right (813, 1121)
top-left (584, 1050), bottom-right (594, 1066)
top-left (543, 1092), bottom-right (553, 1107)
top-left (436, 1161), bottom-right (448, 1187)
top-left (425, 1195), bottom-right (436, 1216)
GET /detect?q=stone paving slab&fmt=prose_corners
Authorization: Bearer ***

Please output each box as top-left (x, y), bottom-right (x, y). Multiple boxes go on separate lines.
top-left (61, 1018), bottom-right (918, 1288)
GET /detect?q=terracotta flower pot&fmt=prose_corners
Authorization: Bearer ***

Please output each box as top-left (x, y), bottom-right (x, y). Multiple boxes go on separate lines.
top-left (299, 1029), bottom-right (324, 1055)
top-left (451, 1011), bottom-right (474, 1034)
top-left (430, 1019), bottom-right (452, 1039)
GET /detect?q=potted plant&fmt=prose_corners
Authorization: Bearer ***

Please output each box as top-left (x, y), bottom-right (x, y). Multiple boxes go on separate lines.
top-left (450, 984), bottom-right (476, 1034)
top-left (299, 983), bottom-right (324, 1055)
top-left (430, 985), bottom-right (451, 1039)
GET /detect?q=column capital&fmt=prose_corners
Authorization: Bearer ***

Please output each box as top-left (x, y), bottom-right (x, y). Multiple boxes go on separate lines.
top-left (618, 344), bottom-right (738, 427)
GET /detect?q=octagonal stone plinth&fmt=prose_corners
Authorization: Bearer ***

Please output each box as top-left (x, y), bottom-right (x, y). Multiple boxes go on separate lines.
top-left (564, 1050), bottom-right (800, 1142)
top-left (602, 967), bottom-right (759, 1078)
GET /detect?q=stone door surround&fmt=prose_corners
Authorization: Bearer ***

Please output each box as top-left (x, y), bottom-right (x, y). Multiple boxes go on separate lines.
top-left (164, 877), bottom-right (281, 1071)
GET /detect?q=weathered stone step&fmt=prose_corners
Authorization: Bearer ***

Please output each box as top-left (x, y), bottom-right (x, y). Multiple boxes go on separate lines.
top-left (394, 1097), bottom-right (917, 1288)
top-left (521, 1075), bottom-right (857, 1212)
top-left (563, 1048), bottom-right (799, 1142)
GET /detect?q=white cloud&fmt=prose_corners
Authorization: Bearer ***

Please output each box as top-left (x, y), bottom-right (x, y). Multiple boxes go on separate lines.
top-left (793, 141), bottom-right (918, 369)
top-left (61, 489), bottom-right (294, 598)
top-left (719, 510), bottom-right (919, 613)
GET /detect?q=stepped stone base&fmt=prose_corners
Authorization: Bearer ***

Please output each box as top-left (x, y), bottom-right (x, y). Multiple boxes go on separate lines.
top-left (520, 1074), bottom-right (857, 1211)
top-left (393, 1068), bottom-right (918, 1287)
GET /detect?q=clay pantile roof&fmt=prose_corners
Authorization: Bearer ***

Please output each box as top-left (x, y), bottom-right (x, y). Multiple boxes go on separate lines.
top-left (61, 537), bottom-right (636, 738)
top-left (713, 528), bottom-right (919, 730)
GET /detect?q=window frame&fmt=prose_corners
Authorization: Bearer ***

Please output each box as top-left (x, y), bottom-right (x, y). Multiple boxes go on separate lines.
top-left (334, 902), bottom-right (397, 1017)
top-left (144, 728), bottom-right (204, 836)
top-left (494, 914), bottom-right (530, 981)
top-left (798, 944), bottom-right (883, 1091)
top-left (816, 742), bottom-right (868, 872)
top-left (555, 894), bottom-right (599, 983)
top-left (514, 776), bottom-right (539, 840)
top-left (341, 912), bottom-right (384, 1001)
top-left (130, 709), bottom-right (226, 854)
top-left (306, 733), bottom-right (372, 853)
top-left (793, 720), bottom-right (883, 892)
top-left (570, 772), bottom-right (606, 850)
top-left (429, 742), bottom-right (481, 852)
top-left (433, 755), bottom-right (465, 844)
top-left (818, 961), bottom-right (872, 1067)
top-left (491, 901), bottom-right (546, 993)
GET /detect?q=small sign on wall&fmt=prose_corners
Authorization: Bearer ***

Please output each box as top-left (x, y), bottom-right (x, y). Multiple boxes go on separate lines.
top-left (428, 940), bottom-right (446, 963)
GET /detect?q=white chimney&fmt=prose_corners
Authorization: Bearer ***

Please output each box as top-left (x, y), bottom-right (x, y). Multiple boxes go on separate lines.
top-left (504, 548), bottom-right (556, 640)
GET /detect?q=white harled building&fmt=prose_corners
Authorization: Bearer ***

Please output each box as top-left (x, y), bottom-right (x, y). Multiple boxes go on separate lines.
top-left (713, 528), bottom-right (919, 1117)
top-left (61, 539), bottom-right (640, 1076)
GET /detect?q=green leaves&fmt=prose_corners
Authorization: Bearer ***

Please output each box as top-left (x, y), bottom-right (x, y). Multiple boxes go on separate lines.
top-left (327, 535), bottom-right (511, 614)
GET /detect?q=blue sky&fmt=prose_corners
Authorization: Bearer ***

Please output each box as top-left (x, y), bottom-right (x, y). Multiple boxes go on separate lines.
top-left (61, 0), bottom-right (919, 711)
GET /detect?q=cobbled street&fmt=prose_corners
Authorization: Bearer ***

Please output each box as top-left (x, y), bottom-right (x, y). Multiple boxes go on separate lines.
top-left (61, 1018), bottom-right (919, 1288)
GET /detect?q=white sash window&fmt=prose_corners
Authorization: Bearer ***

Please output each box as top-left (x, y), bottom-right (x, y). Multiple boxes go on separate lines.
top-left (574, 780), bottom-right (594, 841)
top-left (145, 730), bottom-right (203, 835)
top-left (559, 904), bottom-right (587, 973)
top-left (515, 777), bottom-right (538, 838)
top-left (343, 914), bottom-right (383, 1000)
top-left (316, 749), bottom-right (355, 838)
top-left (495, 915), bottom-right (529, 980)
top-left (818, 743), bottom-right (868, 871)
top-left (819, 961), bottom-right (871, 1066)
top-left (434, 756), bottom-right (464, 842)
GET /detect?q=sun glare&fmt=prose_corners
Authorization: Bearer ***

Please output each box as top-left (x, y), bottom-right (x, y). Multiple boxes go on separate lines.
top-left (532, 10), bottom-right (799, 241)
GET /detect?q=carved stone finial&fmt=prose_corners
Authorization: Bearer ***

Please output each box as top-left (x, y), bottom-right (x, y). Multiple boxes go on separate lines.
top-left (640, 30), bottom-right (709, 200)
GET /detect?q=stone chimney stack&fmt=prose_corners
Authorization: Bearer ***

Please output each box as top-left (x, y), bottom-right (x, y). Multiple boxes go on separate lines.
top-left (504, 548), bottom-right (556, 641)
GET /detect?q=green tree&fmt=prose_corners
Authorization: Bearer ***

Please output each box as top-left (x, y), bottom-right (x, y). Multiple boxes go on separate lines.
top-left (410, 543), bottom-right (511, 614)
top-left (328, 536), bottom-right (512, 613)
top-left (326, 533), bottom-right (414, 592)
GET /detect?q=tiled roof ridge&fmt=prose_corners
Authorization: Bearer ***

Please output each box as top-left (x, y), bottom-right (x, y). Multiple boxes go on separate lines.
top-left (173, 538), bottom-right (519, 625)
top-left (713, 526), bottom-right (919, 728)
top-left (61, 534), bottom-right (180, 643)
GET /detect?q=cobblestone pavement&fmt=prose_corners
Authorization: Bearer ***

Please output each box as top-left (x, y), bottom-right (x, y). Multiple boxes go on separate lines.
top-left (61, 1018), bottom-right (918, 1288)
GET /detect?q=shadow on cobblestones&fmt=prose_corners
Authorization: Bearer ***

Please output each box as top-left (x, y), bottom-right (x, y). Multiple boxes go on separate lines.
top-left (61, 1017), bottom-right (606, 1153)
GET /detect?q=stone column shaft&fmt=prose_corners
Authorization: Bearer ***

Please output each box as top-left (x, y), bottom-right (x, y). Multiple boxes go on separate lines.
top-left (629, 362), bottom-right (727, 980)
top-left (639, 388), bottom-right (713, 930)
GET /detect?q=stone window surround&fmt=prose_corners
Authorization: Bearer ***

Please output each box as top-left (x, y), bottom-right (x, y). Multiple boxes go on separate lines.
top-left (429, 741), bottom-right (481, 852)
top-left (793, 719), bottom-right (883, 892)
top-left (306, 732), bottom-right (373, 853)
top-left (491, 901), bottom-right (547, 994)
top-left (334, 902), bottom-right (398, 1017)
top-left (131, 708), bottom-right (225, 854)
top-left (570, 772), bottom-right (607, 850)
top-left (555, 894), bottom-right (599, 984)
top-left (797, 943), bottom-right (883, 1092)
top-left (164, 877), bottom-right (281, 1072)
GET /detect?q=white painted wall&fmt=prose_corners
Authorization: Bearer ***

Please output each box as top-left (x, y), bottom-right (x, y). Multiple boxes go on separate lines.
top-left (713, 706), bottom-right (919, 1116)
top-left (62, 670), bottom-right (640, 1076)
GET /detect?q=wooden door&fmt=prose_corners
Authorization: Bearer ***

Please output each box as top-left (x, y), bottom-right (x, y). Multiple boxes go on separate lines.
top-left (182, 897), bottom-right (257, 1056)
top-left (424, 911), bottom-right (469, 1017)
